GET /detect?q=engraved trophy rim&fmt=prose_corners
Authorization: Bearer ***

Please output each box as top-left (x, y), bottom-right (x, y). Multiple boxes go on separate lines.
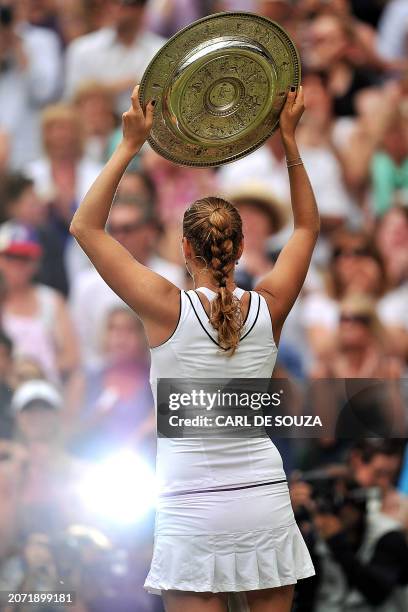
top-left (139, 11), bottom-right (301, 168)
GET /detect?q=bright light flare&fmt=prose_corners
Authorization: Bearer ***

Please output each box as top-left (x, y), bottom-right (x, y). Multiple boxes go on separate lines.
top-left (77, 450), bottom-right (157, 524)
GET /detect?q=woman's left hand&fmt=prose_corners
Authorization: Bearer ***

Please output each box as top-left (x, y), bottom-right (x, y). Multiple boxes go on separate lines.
top-left (279, 85), bottom-right (305, 141)
top-left (121, 84), bottom-right (155, 155)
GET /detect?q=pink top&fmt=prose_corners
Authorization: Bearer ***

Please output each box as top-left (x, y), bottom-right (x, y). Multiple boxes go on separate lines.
top-left (2, 285), bottom-right (60, 383)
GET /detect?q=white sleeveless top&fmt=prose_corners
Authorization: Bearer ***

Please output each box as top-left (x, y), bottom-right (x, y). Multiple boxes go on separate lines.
top-left (150, 287), bottom-right (286, 496)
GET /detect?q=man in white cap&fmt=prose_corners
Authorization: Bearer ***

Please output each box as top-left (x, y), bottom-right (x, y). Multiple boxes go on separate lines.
top-left (12, 380), bottom-right (63, 446)
top-left (11, 380), bottom-right (86, 531)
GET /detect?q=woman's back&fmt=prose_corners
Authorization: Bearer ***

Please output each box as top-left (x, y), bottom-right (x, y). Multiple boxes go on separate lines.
top-left (150, 287), bottom-right (286, 496)
top-left (150, 287), bottom-right (277, 380)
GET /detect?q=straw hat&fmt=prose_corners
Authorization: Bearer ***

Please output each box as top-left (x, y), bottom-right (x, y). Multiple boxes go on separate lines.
top-left (225, 181), bottom-right (290, 234)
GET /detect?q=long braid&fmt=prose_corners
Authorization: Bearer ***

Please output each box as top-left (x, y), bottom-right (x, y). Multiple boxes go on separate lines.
top-left (183, 197), bottom-right (244, 355)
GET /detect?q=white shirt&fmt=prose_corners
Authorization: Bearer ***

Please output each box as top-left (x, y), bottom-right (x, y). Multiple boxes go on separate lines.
top-left (378, 0), bottom-right (408, 60)
top-left (24, 156), bottom-right (103, 204)
top-left (377, 284), bottom-right (408, 330)
top-left (218, 145), bottom-right (290, 205)
top-left (218, 142), bottom-right (355, 220)
top-left (64, 27), bottom-right (165, 113)
top-left (69, 256), bottom-right (185, 367)
top-left (150, 287), bottom-right (286, 495)
top-left (301, 147), bottom-right (357, 219)
top-left (0, 23), bottom-right (62, 168)
top-left (300, 289), bottom-right (408, 331)
top-left (300, 292), bottom-right (339, 331)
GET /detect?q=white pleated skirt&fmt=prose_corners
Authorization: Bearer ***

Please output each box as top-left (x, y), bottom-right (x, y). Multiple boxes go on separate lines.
top-left (144, 480), bottom-right (315, 595)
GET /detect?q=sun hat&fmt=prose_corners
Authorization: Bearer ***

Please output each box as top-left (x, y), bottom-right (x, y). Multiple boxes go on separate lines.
top-left (226, 181), bottom-right (290, 233)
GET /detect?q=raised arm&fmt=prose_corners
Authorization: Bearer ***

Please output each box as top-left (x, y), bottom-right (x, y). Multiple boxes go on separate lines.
top-left (255, 87), bottom-right (320, 344)
top-left (69, 86), bottom-right (181, 346)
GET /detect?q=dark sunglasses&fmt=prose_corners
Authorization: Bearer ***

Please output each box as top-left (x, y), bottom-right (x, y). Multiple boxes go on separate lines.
top-left (340, 314), bottom-right (372, 326)
top-left (333, 247), bottom-right (371, 259)
top-left (107, 220), bottom-right (147, 235)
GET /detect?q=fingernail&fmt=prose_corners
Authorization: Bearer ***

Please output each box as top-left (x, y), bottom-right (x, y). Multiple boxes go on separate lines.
top-left (290, 86), bottom-right (296, 92)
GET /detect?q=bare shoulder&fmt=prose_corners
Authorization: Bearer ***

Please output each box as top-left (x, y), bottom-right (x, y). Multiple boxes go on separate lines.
top-left (253, 287), bottom-right (283, 344)
top-left (143, 287), bottom-right (182, 347)
top-left (253, 287), bottom-right (279, 315)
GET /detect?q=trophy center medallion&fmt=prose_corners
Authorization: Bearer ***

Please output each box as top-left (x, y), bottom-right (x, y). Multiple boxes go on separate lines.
top-left (206, 78), bottom-right (242, 114)
top-left (177, 52), bottom-right (273, 143)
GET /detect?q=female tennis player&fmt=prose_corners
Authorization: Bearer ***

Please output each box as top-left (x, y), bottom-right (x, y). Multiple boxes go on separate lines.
top-left (71, 84), bottom-right (319, 612)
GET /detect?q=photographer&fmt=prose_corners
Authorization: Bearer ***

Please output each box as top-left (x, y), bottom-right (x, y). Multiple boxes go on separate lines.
top-left (0, 1), bottom-right (61, 168)
top-left (291, 441), bottom-right (408, 611)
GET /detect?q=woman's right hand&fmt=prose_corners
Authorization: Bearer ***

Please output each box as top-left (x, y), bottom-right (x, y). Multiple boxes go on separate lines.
top-left (279, 85), bottom-right (305, 142)
top-left (120, 84), bottom-right (155, 156)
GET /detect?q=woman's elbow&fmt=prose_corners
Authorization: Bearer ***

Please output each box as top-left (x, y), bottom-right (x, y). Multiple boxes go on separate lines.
top-left (69, 217), bottom-right (87, 240)
top-left (310, 213), bottom-right (321, 240)
top-left (304, 223), bottom-right (320, 242)
top-left (69, 219), bottom-right (105, 246)
top-left (69, 217), bottom-right (80, 237)
top-left (310, 218), bottom-right (320, 237)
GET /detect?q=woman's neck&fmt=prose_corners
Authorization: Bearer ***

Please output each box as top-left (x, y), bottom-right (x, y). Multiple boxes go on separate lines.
top-left (5, 284), bottom-right (33, 301)
top-left (191, 269), bottom-right (236, 291)
top-left (339, 342), bottom-right (379, 373)
top-left (50, 153), bottom-right (78, 165)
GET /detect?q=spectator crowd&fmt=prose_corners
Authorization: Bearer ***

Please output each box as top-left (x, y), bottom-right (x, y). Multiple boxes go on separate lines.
top-left (0, 0), bottom-right (408, 610)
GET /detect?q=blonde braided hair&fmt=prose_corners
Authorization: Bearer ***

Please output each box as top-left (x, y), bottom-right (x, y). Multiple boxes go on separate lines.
top-left (183, 197), bottom-right (244, 355)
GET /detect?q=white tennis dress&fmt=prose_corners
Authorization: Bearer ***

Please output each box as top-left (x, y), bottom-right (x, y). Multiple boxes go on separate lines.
top-left (144, 287), bottom-right (315, 597)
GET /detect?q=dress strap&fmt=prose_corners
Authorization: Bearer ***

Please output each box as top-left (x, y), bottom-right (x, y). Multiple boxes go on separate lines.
top-left (187, 288), bottom-right (259, 347)
top-left (196, 286), bottom-right (245, 300)
top-left (233, 287), bottom-right (245, 299)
